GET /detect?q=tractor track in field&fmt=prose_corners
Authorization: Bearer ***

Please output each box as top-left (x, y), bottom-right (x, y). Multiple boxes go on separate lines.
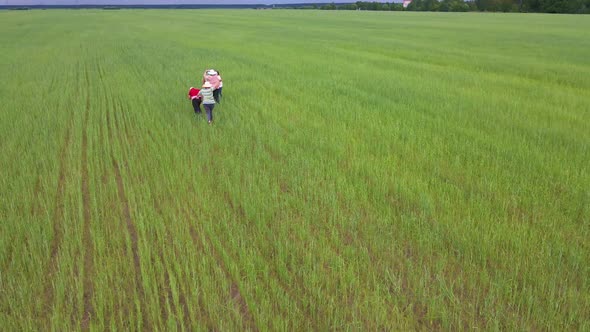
top-left (151, 201), bottom-right (179, 329)
top-left (160, 255), bottom-right (177, 327)
top-left (261, 146), bottom-right (368, 323)
top-left (80, 69), bottom-right (95, 330)
top-left (104, 95), bottom-right (130, 324)
top-left (182, 202), bottom-right (258, 331)
top-left (178, 206), bottom-right (216, 331)
top-left (1, 235), bottom-right (15, 277)
top-left (104, 89), bottom-right (148, 328)
top-left (336, 175), bottom-right (446, 330)
top-left (103, 92), bottom-right (131, 324)
top-left (30, 175), bottom-right (44, 217)
top-left (109, 99), bottom-right (150, 330)
top-left (177, 285), bottom-right (191, 330)
top-left (221, 191), bottom-right (314, 325)
top-left (148, 242), bottom-right (175, 327)
top-left (113, 150), bottom-right (149, 329)
top-left (219, 255), bottom-right (257, 330)
top-left (225, 148), bottom-right (358, 326)
top-left (153, 199), bottom-right (191, 330)
top-left (41, 118), bottom-right (72, 324)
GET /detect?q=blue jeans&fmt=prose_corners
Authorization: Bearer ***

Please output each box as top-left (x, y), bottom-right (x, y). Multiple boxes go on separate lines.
top-left (204, 103), bottom-right (215, 122)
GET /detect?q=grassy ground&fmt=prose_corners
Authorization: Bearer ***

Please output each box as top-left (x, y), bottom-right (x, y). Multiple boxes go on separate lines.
top-left (0, 9), bottom-right (589, 330)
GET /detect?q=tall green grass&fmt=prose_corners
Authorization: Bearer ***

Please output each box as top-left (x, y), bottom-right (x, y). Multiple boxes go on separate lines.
top-left (1, 9), bottom-right (589, 330)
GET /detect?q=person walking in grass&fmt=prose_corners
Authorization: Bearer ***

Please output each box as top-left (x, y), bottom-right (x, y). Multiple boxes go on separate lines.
top-left (198, 81), bottom-right (215, 124)
top-left (188, 86), bottom-right (201, 115)
top-left (203, 69), bottom-right (222, 103)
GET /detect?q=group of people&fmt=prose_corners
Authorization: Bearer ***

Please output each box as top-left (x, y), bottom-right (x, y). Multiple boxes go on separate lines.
top-left (188, 69), bottom-right (223, 124)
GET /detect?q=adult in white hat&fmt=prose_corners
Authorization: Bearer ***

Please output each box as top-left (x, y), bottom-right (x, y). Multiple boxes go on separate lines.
top-left (197, 81), bottom-right (216, 124)
top-left (203, 69), bottom-right (223, 103)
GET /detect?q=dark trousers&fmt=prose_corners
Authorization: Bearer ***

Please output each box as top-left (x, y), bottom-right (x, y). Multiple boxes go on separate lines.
top-left (204, 104), bottom-right (215, 122)
top-left (213, 88), bottom-right (222, 103)
top-left (191, 98), bottom-right (201, 114)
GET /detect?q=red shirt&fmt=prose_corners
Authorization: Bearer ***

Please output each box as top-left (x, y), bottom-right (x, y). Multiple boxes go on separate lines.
top-left (188, 87), bottom-right (200, 99)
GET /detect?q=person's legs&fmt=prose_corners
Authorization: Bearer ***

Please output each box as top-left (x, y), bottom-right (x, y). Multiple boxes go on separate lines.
top-left (213, 89), bottom-right (220, 103)
top-left (191, 98), bottom-right (201, 114)
top-left (205, 104), bottom-right (215, 123)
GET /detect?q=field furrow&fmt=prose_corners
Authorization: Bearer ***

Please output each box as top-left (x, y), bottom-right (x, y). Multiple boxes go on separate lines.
top-left (80, 68), bottom-right (95, 330)
top-left (190, 213), bottom-right (258, 331)
top-left (176, 206), bottom-right (216, 330)
top-left (40, 120), bottom-right (72, 325)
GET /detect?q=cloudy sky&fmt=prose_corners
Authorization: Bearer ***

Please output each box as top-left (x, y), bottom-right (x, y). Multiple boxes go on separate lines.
top-left (0, 0), bottom-right (369, 4)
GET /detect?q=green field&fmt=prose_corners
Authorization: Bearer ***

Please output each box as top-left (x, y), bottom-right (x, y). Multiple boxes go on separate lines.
top-left (1, 9), bottom-right (589, 331)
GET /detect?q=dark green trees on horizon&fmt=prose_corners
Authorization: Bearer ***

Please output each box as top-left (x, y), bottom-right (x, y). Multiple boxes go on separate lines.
top-left (318, 0), bottom-right (589, 13)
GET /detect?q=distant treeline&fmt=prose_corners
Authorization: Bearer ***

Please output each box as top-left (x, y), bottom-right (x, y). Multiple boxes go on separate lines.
top-left (2, 0), bottom-right (587, 13)
top-left (315, 2), bottom-right (405, 10)
top-left (314, 0), bottom-right (589, 13)
top-left (409, 0), bottom-right (589, 13)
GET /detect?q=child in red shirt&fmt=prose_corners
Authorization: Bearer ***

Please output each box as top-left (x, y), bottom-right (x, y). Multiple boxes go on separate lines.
top-left (188, 87), bottom-right (201, 114)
